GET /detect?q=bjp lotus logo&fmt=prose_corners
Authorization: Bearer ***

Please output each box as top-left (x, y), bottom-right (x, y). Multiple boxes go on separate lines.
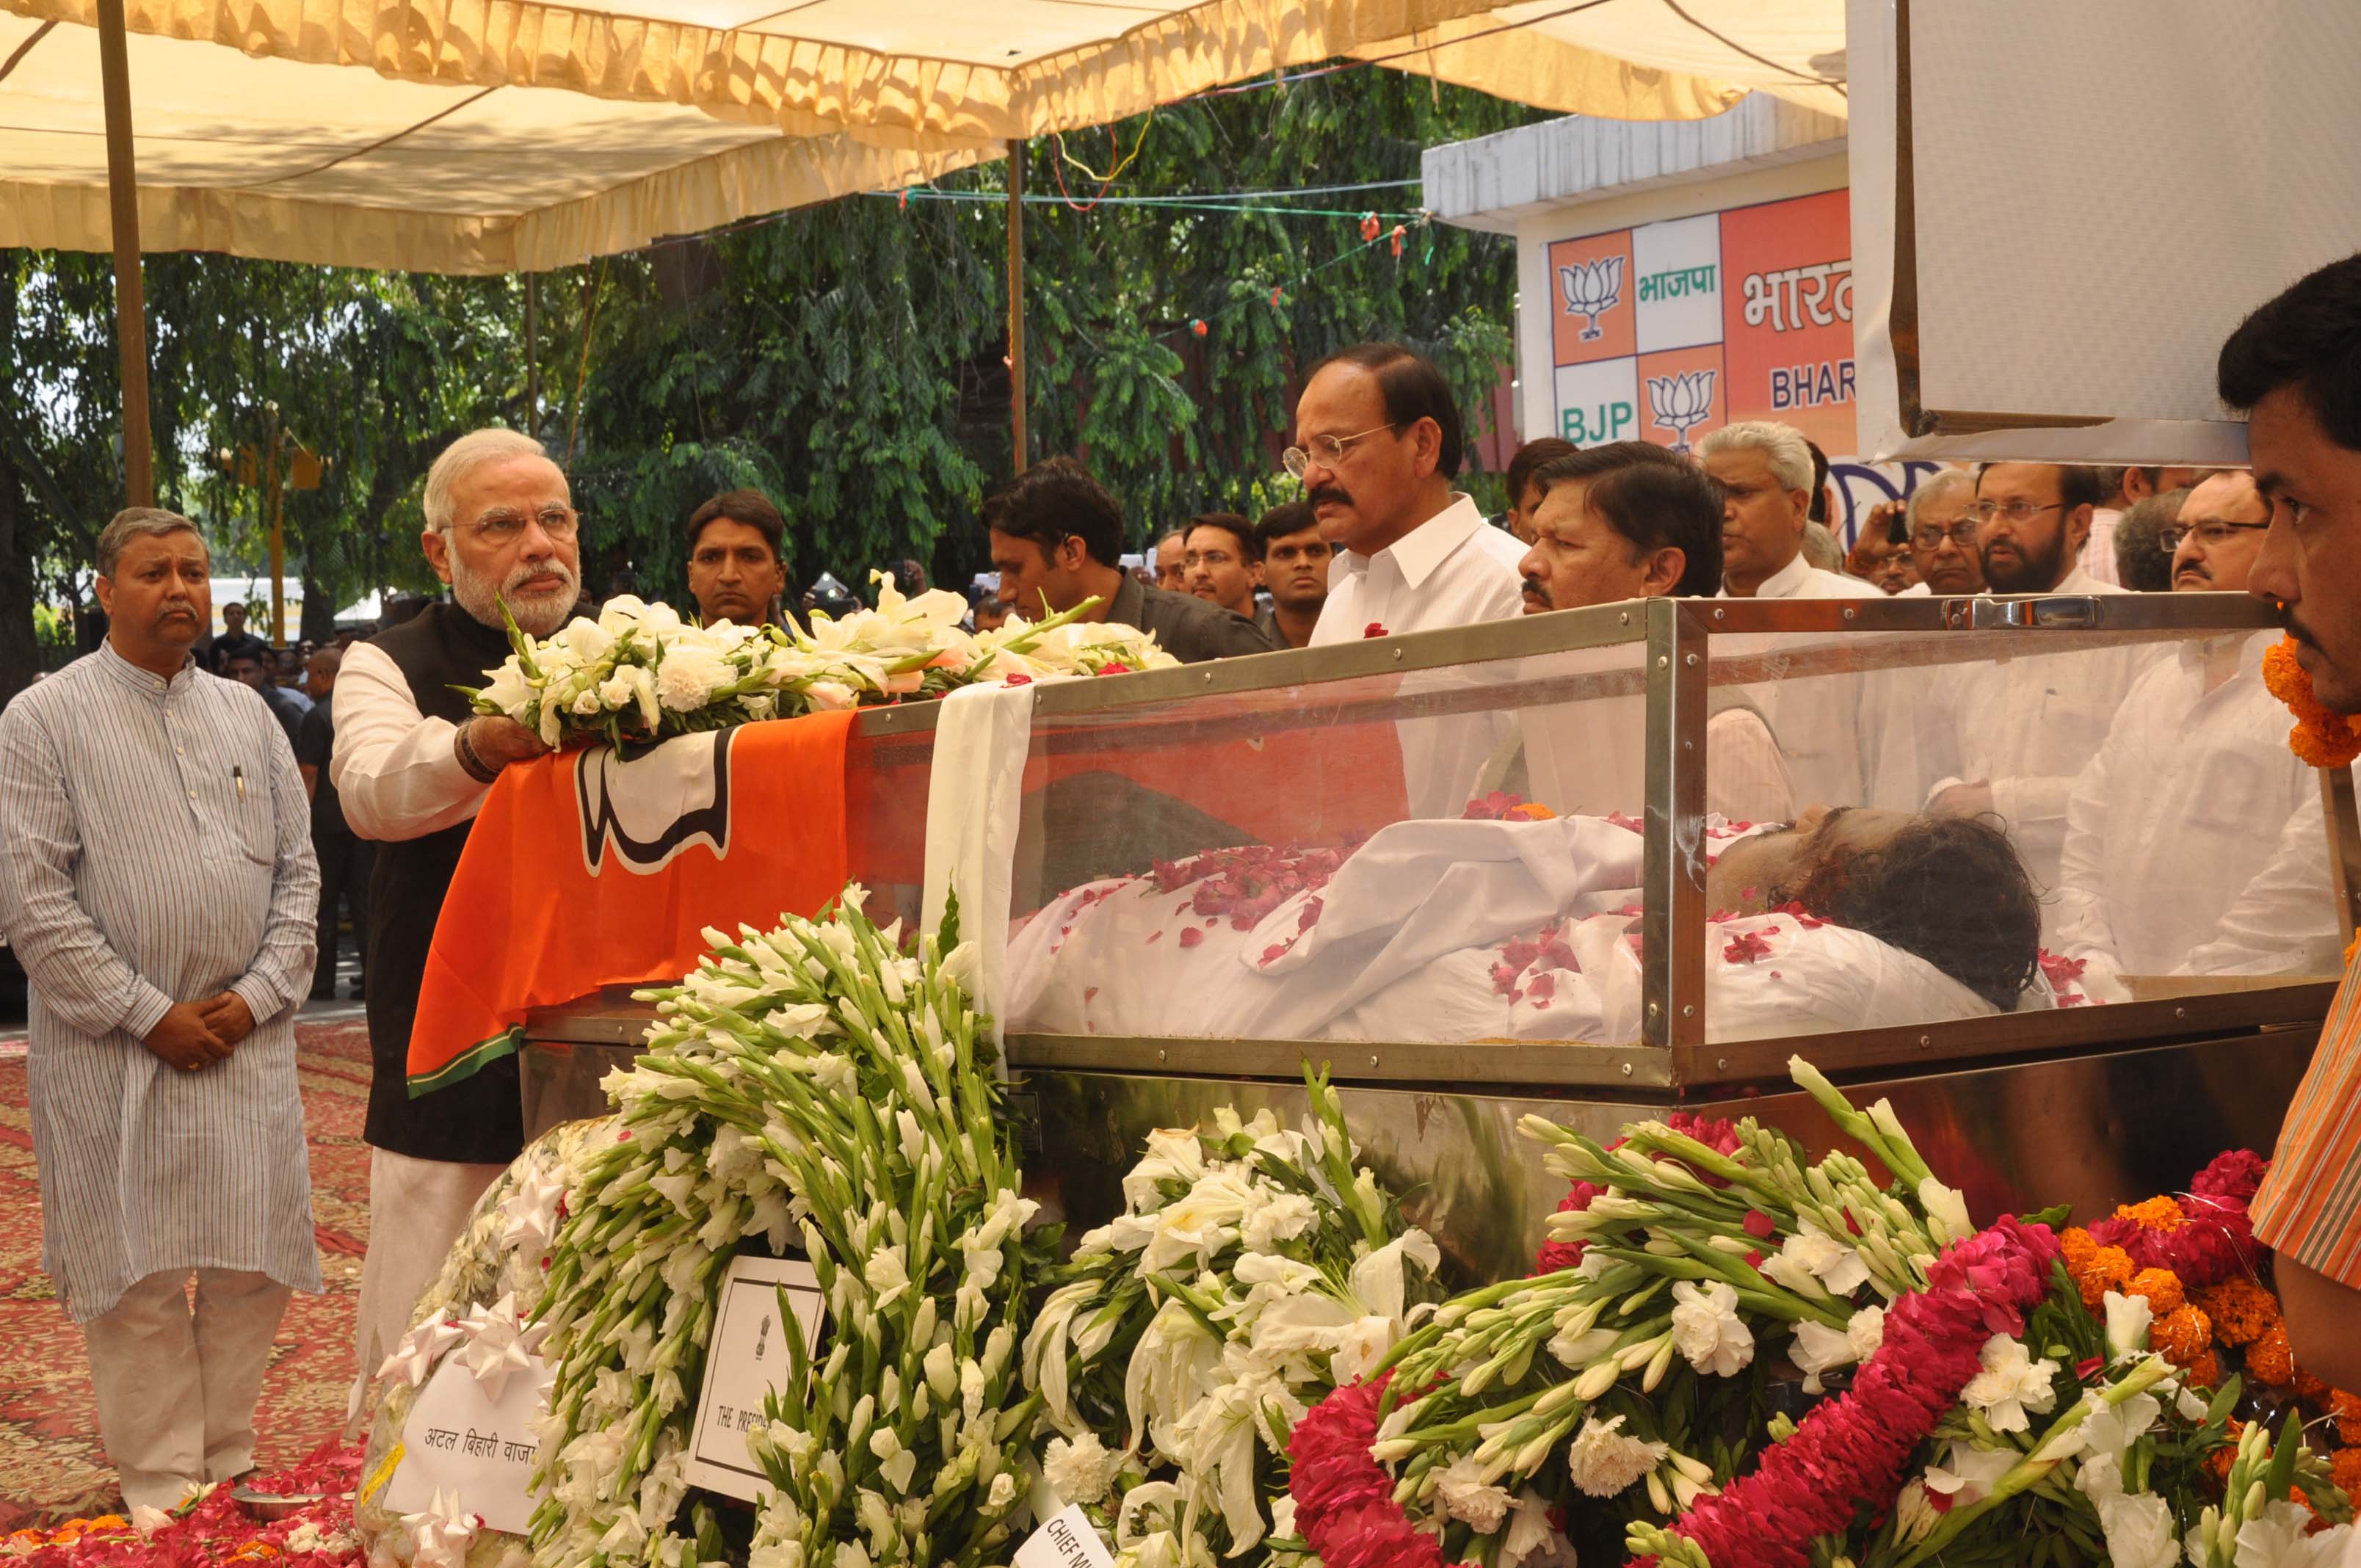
top-left (1559, 256), bottom-right (1625, 341)
top-left (1645, 368), bottom-right (1717, 451)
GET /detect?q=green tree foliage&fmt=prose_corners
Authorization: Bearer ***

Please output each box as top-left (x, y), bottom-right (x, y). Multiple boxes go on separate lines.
top-left (2, 68), bottom-right (1537, 699)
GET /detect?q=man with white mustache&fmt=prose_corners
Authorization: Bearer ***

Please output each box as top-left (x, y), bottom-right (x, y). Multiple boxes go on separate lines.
top-left (328, 427), bottom-right (586, 1417)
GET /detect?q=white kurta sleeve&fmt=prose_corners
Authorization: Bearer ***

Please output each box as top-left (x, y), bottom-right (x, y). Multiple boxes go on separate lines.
top-left (2179, 786), bottom-right (2343, 976)
top-left (1705, 710), bottom-right (1797, 824)
top-left (2053, 733), bottom-right (2121, 970)
top-left (0, 705), bottom-right (176, 1039)
top-left (229, 716), bottom-right (322, 1024)
top-left (328, 639), bottom-right (490, 841)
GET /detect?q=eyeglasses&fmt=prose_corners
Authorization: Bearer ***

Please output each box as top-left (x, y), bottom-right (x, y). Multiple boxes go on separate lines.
top-left (1911, 520), bottom-right (1979, 549)
top-left (1283, 423), bottom-right (1402, 480)
top-left (1965, 500), bottom-right (2063, 525)
top-left (453, 505), bottom-right (579, 544)
top-left (2157, 519), bottom-right (2271, 552)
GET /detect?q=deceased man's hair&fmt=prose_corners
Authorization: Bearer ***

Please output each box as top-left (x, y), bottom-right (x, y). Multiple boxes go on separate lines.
top-left (1788, 816), bottom-right (2042, 1012)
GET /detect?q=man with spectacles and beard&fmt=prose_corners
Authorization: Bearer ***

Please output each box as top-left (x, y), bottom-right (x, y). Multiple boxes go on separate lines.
top-left (1913, 461), bottom-right (2153, 904)
top-left (1291, 344), bottom-right (1526, 646)
top-left (328, 427), bottom-right (589, 1417)
top-left (2054, 470), bottom-right (2339, 995)
top-left (2219, 253), bottom-right (2361, 1389)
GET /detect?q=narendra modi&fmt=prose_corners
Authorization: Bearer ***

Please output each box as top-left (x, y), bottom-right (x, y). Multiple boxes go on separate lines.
top-left (327, 427), bottom-right (588, 1420)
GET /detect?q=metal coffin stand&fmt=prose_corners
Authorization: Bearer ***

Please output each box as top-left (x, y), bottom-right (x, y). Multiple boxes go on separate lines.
top-left (522, 595), bottom-right (2356, 1285)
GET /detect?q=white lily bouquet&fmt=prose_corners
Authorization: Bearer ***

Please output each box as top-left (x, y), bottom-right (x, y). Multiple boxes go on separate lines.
top-left (468, 576), bottom-right (1178, 749)
top-left (1280, 1060), bottom-right (2354, 1568)
top-left (528, 890), bottom-right (1056, 1568)
top-left (1021, 1070), bottom-right (1445, 1568)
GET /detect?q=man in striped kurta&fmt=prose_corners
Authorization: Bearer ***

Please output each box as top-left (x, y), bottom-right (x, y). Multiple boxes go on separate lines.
top-left (0, 508), bottom-right (322, 1509)
top-left (2221, 254), bottom-right (2361, 1390)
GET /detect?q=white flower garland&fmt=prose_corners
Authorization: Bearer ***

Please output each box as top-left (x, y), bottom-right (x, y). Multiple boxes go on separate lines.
top-left (1021, 1072), bottom-right (1443, 1568)
top-left (468, 576), bottom-right (1178, 748)
top-left (529, 892), bottom-right (1050, 1568)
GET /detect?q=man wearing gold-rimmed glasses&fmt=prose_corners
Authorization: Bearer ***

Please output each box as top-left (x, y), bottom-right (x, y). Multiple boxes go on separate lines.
top-left (327, 427), bottom-right (587, 1420)
top-left (1290, 343), bottom-right (1526, 647)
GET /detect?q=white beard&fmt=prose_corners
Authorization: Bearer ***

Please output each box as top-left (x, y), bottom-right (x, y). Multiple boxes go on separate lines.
top-left (449, 548), bottom-right (580, 637)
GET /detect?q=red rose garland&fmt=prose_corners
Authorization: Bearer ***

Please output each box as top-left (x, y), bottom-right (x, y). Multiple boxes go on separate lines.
top-left (1625, 1216), bottom-right (2061, 1568)
top-left (1289, 1371), bottom-right (1450, 1568)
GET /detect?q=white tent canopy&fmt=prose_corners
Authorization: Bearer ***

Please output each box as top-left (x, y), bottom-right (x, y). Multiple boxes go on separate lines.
top-left (1352, 0), bottom-right (1846, 122)
top-left (0, 0), bottom-right (1845, 272)
top-left (0, 13), bottom-right (984, 272)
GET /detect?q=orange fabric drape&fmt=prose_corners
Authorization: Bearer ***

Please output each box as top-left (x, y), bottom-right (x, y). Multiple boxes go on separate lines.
top-left (406, 709), bottom-right (855, 1092)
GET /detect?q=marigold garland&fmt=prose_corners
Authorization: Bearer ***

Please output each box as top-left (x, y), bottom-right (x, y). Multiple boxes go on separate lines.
top-left (2151, 1302), bottom-right (2214, 1366)
top-left (2263, 636), bottom-right (2361, 767)
top-left (2127, 1265), bottom-right (2185, 1315)
top-left (2249, 1321), bottom-right (2298, 1387)
top-left (2335, 1448), bottom-right (2361, 1511)
top-left (2335, 1389), bottom-right (2361, 1445)
top-left (2195, 1277), bottom-right (2282, 1347)
top-left (2071, 1241), bottom-right (2135, 1308)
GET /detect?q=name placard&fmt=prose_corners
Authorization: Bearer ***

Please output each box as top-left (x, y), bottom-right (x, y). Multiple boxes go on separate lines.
top-left (1014, 1504), bottom-right (1118, 1568)
top-left (682, 1253), bottom-right (825, 1502)
top-left (384, 1354), bottom-right (553, 1533)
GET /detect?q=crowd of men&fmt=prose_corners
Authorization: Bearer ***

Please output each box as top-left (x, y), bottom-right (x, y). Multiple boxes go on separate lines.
top-left (5, 258), bottom-right (2361, 1516)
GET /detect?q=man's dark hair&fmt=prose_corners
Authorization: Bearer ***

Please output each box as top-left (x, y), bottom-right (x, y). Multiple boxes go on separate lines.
top-left (1973, 462), bottom-right (2108, 515)
top-left (1805, 438), bottom-right (1832, 523)
top-left (1253, 500), bottom-right (1319, 558)
top-left (981, 457), bottom-right (1125, 567)
top-left (1506, 438), bottom-right (1579, 504)
top-left (2114, 487), bottom-right (2189, 592)
top-left (2219, 253), bottom-right (2361, 451)
top-left (1570, 459), bottom-right (1726, 598)
top-left (1791, 816), bottom-right (2042, 1012)
top-left (686, 489), bottom-right (785, 562)
top-left (1183, 512), bottom-right (1254, 561)
top-left (1307, 343), bottom-right (1465, 478)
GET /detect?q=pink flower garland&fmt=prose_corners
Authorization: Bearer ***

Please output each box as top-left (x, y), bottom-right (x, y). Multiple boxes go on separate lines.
top-left (1290, 1371), bottom-right (1449, 1568)
top-left (1625, 1216), bottom-right (2061, 1568)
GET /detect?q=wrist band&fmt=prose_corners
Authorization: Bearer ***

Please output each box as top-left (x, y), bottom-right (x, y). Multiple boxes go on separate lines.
top-left (454, 721), bottom-right (501, 785)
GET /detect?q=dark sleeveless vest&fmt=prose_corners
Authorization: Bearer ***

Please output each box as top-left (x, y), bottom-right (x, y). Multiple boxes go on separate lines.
top-left (362, 603), bottom-right (524, 1165)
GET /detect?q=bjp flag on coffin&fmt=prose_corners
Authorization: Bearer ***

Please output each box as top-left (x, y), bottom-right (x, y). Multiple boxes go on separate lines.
top-left (405, 708), bottom-right (857, 1095)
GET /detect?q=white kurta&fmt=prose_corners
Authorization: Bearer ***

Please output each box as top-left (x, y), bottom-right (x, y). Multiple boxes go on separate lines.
top-left (1308, 493), bottom-right (1526, 647)
top-left (2055, 632), bottom-right (2343, 982)
top-left (1309, 494), bottom-right (1527, 816)
top-left (1920, 567), bottom-right (2153, 899)
top-left (0, 642), bottom-right (322, 1324)
top-left (1719, 551), bottom-right (1882, 808)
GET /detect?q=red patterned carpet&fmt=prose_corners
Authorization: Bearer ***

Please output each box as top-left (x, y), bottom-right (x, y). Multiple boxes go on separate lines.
top-left (0, 1015), bottom-right (373, 1525)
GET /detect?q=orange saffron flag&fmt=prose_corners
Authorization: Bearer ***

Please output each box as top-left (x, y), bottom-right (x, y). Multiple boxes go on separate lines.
top-left (406, 709), bottom-right (856, 1095)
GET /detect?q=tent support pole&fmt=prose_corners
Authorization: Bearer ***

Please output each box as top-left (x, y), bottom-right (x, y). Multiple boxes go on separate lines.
top-left (95, 0), bottom-right (153, 509)
top-left (1006, 139), bottom-right (1027, 475)
top-left (524, 273), bottom-right (540, 441)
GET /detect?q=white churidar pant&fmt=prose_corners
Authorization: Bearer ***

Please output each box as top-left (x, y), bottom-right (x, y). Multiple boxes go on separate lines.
top-left (348, 1147), bottom-right (507, 1427)
top-left (84, 1268), bottom-right (291, 1510)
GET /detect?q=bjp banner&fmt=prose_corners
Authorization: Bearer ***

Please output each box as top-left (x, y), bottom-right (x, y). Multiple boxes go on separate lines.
top-left (405, 708), bottom-right (857, 1095)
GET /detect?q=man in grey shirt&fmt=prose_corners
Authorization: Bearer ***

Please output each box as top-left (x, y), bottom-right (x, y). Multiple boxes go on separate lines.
top-left (984, 458), bottom-right (1278, 664)
top-left (0, 508), bottom-right (321, 1509)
